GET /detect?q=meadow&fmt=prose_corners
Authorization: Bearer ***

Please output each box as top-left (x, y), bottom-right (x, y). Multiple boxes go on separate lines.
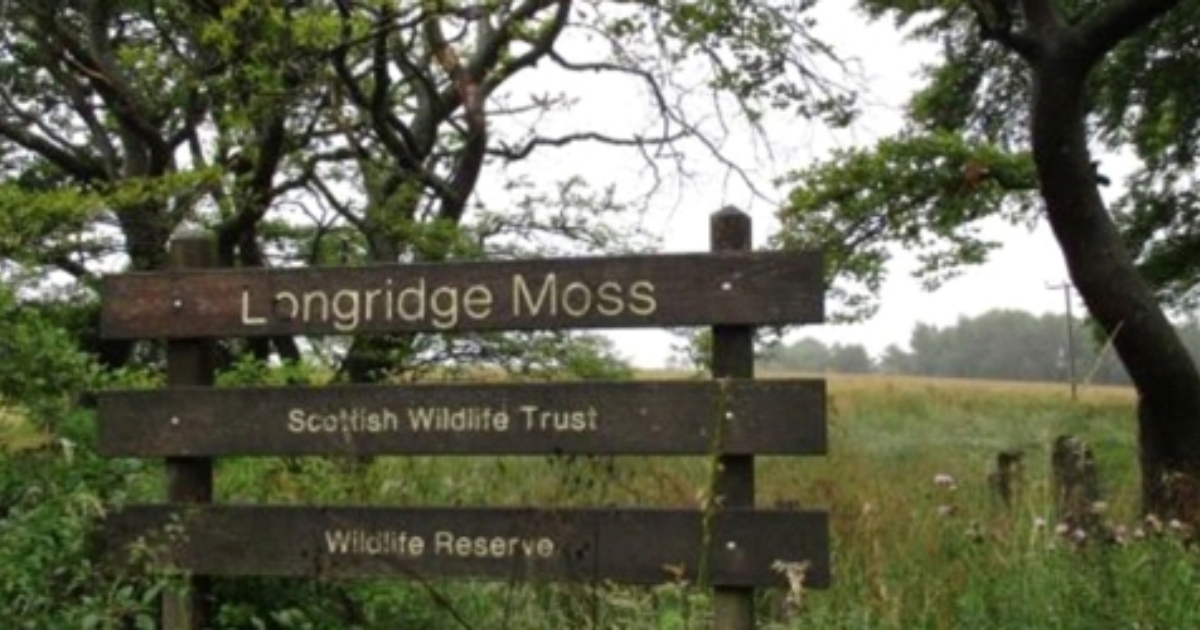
top-left (122, 371), bottom-right (1198, 630)
top-left (10, 370), bottom-right (1197, 628)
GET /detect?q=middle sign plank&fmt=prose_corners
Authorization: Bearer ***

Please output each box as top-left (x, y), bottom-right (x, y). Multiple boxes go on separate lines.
top-left (97, 380), bottom-right (825, 457)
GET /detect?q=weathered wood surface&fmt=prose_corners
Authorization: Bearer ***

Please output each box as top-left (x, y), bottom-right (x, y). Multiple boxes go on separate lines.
top-left (710, 208), bottom-right (758, 629)
top-left (105, 505), bottom-right (830, 588)
top-left (99, 251), bottom-right (824, 338)
top-left (96, 380), bottom-right (826, 457)
top-left (162, 235), bottom-right (217, 630)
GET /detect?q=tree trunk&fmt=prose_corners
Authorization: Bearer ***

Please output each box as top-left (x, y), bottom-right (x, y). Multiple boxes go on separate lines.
top-left (341, 219), bottom-right (416, 384)
top-left (1029, 48), bottom-right (1200, 522)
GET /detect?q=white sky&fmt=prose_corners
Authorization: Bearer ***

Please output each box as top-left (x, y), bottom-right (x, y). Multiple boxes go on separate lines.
top-left (588, 6), bottom-right (1074, 367)
top-left (482, 5), bottom-right (1079, 367)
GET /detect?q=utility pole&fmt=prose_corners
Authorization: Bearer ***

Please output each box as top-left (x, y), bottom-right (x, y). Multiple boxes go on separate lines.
top-left (1047, 282), bottom-right (1078, 400)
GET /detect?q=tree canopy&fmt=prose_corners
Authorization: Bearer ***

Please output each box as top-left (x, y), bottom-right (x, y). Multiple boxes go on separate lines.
top-left (0, 0), bottom-right (853, 377)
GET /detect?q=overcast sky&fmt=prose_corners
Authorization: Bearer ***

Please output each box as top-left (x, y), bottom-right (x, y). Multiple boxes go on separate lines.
top-left (590, 7), bottom-right (1073, 367)
top-left (486, 5), bottom-right (1075, 366)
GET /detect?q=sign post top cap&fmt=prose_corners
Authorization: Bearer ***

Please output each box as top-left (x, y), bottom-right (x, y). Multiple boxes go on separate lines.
top-left (712, 206), bottom-right (749, 219)
top-left (170, 219), bottom-right (210, 242)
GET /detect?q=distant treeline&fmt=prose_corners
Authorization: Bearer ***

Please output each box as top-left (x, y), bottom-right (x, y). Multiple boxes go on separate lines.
top-left (760, 309), bottom-right (1200, 385)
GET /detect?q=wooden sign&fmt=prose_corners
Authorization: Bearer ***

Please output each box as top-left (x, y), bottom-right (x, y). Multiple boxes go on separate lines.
top-left (99, 251), bottom-right (823, 338)
top-left (106, 505), bottom-right (830, 588)
top-left (96, 380), bottom-right (826, 457)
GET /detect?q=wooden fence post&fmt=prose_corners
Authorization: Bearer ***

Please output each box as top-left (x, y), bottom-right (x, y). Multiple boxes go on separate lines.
top-left (163, 234), bottom-right (217, 630)
top-left (711, 207), bottom-right (756, 630)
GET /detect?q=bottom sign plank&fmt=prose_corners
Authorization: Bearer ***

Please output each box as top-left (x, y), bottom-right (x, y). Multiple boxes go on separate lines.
top-left (107, 506), bottom-right (829, 588)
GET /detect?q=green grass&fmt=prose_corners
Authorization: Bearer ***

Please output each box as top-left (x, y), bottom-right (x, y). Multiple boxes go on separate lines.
top-left (127, 373), bottom-right (1200, 628)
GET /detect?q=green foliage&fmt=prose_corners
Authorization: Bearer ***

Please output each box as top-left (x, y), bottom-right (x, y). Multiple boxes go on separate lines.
top-left (0, 431), bottom-right (162, 629)
top-left (1091, 2), bottom-right (1200, 167)
top-left (773, 132), bottom-right (1037, 319)
top-left (473, 332), bottom-right (636, 382)
top-left (878, 309), bottom-right (1130, 385)
top-left (0, 288), bottom-right (98, 424)
top-left (762, 337), bottom-right (874, 374)
top-left (216, 355), bottom-right (326, 388)
top-left (0, 182), bottom-right (99, 269)
top-left (829, 1), bottom-right (1200, 315)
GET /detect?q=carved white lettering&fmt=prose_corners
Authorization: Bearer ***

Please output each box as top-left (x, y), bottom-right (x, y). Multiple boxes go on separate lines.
top-left (629, 280), bottom-right (657, 316)
top-left (519, 405), bottom-right (599, 432)
top-left (512, 273), bottom-right (556, 317)
top-left (241, 289), bottom-right (267, 325)
top-left (324, 529), bottom-right (425, 556)
top-left (238, 274), bottom-right (656, 331)
top-left (433, 530), bottom-right (555, 558)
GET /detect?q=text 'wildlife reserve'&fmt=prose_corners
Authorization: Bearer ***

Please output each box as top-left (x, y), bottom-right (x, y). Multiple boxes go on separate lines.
top-left (324, 528), bottom-right (556, 560)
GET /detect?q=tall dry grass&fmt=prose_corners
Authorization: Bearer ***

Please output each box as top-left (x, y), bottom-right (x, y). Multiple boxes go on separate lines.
top-left (203, 373), bottom-right (1200, 628)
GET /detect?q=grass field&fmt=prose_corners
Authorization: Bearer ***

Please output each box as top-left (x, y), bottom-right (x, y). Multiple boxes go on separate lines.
top-left (141, 373), bottom-right (1200, 628)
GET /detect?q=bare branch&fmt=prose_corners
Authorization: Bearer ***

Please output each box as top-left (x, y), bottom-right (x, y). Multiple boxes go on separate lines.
top-left (490, 130), bottom-right (688, 161)
top-left (480, 0), bottom-right (570, 93)
top-left (426, 10), bottom-right (488, 225)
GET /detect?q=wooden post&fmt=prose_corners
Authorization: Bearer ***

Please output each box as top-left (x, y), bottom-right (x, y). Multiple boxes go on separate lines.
top-left (711, 207), bottom-right (756, 630)
top-left (163, 234), bottom-right (217, 629)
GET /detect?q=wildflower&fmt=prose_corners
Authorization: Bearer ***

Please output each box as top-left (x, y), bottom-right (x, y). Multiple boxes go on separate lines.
top-left (1168, 518), bottom-right (1188, 535)
top-left (1146, 514), bottom-right (1163, 533)
top-left (1055, 522), bottom-right (1070, 536)
top-left (1032, 516), bottom-right (1047, 532)
top-left (58, 437), bottom-right (76, 463)
top-left (1132, 527), bottom-right (1146, 540)
top-left (1071, 528), bottom-right (1087, 543)
top-left (772, 560), bottom-right (810, 614)
top-left (1111, 524), bottom-right (1129, 546)
top-left (1090, 500), bottom-right (1108, 514)
top-left (933, 473), bottom-right (957, 490)
top-left (936, 504), bottom-right (956, 518)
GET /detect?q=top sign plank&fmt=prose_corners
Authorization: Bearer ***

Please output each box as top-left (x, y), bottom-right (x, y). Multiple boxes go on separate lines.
top-left (100, 251), bottom-right (823, 338)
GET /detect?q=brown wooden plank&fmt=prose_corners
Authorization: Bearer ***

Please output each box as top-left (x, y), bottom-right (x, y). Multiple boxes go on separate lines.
top-left (96, 380), bottom-right (826, 457)
top-left (105, 505), bottom-right (830, 588)
top-left (99, 251), bottom-right (823, 339)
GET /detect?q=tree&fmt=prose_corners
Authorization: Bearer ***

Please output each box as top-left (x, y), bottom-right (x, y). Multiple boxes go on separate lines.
top-left (775, 1), bottom-right (1200, 519)
top-left (762, 337), bottom-right (832, 372)
top-left (0, 1), bottom-right (853, 380)
top-left (882, 309), bottom-right (1130, 384)
top-left (827, 343), bottom-right (874, 374)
